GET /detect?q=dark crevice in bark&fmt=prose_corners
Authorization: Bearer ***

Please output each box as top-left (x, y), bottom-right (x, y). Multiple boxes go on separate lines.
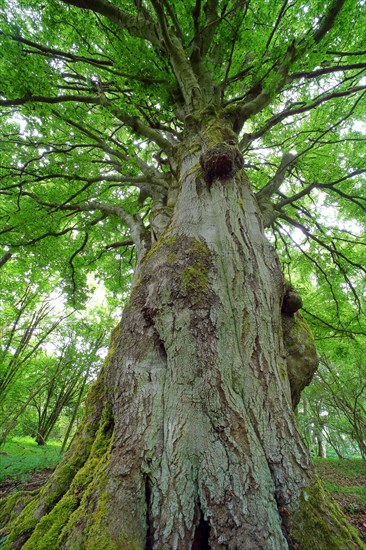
top-left (274, 493), bottom-right (296, 550)
top-left (141, 305), bottom-right (167, 360)
top-left (191, 510), bottom-right (211, 550)
top-left (144, 476), bottom-right (153, 550)
top-left (157, 338), bottom-right (167, 360)
top-left (281, 287), bottom-right (302, 316)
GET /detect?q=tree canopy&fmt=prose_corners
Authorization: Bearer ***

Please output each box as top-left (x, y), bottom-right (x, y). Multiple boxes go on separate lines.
top-left (0, 0), bottom-right (365, 333)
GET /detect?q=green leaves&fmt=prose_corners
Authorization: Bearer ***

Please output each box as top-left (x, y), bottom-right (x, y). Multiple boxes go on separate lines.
top-left (0, 0), bottom-right (364, 327)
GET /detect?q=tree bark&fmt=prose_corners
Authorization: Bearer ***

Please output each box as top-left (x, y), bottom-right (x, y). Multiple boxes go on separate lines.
top-left (1, 120), bottom-right (363, 549)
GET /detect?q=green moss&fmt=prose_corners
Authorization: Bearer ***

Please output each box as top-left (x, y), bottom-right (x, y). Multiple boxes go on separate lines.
top-left (140, 233), bottom-right (177, 265)
top-left (200, 118), bottom-right (237, 147)
top-left (22, 495), bottom-right (79, 550)
top-left (2, 389), bottom-right (112, 549)
top-left (57, 444), bottom-right (140, 550)
top-left (0, 490), bottom-right (37, 527)
top-left (289, 478), bottom-right (365, 549)
top-left (283, 312), bottom-right (315, 348)
top-left (166, 251), bottom-right (179, 263)
top-left (182, 265), bottom-right (208, 294)
top-left (182, 240), bottom-right (211, 298)
top-left (237, 198), bottom-right (245, 211)
top-left (188, 142), bottom-right (202, 154)
top-left (277, 360), bottom-right (288, 382)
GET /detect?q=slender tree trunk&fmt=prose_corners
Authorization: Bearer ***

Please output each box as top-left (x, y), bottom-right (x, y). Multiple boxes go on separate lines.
top-left (1, 122), bottom-right (363, 549)
top-left (0, 381), bottom-right (48, 448)
top-left (317, 432), bottom-right (327, 459)
top-left (61, 372), bottom-right (89, 453)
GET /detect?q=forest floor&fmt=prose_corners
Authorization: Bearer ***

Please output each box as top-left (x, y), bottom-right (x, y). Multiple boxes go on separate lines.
top-left (0, 436), bottom-right (62, 498)
top-left (314, 458), bottom-right (366, 540)
top-left (0, 443), bottom-right (365, 540)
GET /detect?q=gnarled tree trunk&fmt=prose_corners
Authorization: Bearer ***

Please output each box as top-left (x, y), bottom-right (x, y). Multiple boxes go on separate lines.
top-left (1, 121), bottom-right (363, 549)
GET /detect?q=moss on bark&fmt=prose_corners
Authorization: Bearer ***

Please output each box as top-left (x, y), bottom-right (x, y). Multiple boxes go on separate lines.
top-left (0, 375), bottom-right (113, 550)
top-left (289, 479), bottom-right (365, 549)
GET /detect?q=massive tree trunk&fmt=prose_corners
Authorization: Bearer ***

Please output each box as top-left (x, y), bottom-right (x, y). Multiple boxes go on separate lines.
top-left (1, 121), bottom-right (363, 549)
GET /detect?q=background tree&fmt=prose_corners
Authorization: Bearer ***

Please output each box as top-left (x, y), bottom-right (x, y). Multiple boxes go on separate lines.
top-left (299, 344), bottom-right (366, 460)
top-left (0, 0), bottom-right (365, 548)
top-left (30, 323), bottom-right (106, 446)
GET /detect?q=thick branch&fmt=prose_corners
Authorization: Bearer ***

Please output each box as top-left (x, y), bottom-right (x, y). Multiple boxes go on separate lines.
top-left (61, 0), bottom-right (159, 45)
top-left (225, 0), bottom-right (347, 131)
top-left (0, 251), bottom-right (12, 268)
top-left (106, 101), bottom-right (174, 154)
top-left (327, 50), bottom-right (366, 57)
top-left (105, 239), bottom-right (134, 250)
top-left (150, 0), bottom-right (201, 108)
top-left (0, 95), bottom-right (174, 155)
top-left (191, 0), bottom-right (219, 59)
top-left (257, 153), bottom-right (297, 200)
top-left (290, 63), bottom-right (366, 81)
top-left (312, 0), bottom-right (345, 44)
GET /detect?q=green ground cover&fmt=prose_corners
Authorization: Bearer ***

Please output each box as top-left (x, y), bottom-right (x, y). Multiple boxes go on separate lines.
top-left (0, 437), bottom-right (63, 484)
top-left (314, 458), bottom-right (366, 539)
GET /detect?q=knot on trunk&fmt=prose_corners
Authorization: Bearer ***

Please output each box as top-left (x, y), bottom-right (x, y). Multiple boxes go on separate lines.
top-left (281, 289), bottom-right (302, 316)
top-left (200, 144), bottom-right (243, 185)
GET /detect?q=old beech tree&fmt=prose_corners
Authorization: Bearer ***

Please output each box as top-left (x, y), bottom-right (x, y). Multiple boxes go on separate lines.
top-left (1, 0), bottom-right (365, 548)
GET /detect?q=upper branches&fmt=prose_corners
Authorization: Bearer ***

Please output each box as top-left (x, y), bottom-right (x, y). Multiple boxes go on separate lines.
top-left (12, 190), bottom-right (151, 262)
top-left (0, 93), bottom-right (175, 155)
top-left (240, 86), bottom-right (366, 148)
top-left (222, 0), bottom-right (352, 133)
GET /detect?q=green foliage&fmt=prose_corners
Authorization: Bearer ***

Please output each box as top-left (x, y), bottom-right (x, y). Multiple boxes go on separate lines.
top-left (0, 0), bottom-right (364, 317)
top-left (0, 262), bottom-right (115, 446)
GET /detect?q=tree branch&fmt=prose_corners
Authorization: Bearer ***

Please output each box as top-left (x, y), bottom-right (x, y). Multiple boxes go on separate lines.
top-left (290, 63), bottom-right (366, 81)
top-left (105, 239), bottom-right (134, 250)
top-left (0, 31), bottom-right (113, 68)
top-left (275, 169), bottom-right (366, 211)
top-left (302, 308), bottom-right (366, 337)
top-left (69, 232), bottom-right (89, 297)
top-left (225, 0), bottom-right (348, 131)
top-left (312, 0), bottom-right (345, 45)
top-left (241, 86), bottom-right (366, 145)
top-left (0, 251), bottom-right (12, 268)
top-left (278, 213), bottom-right (366, 275)
top-left (61, 0), bottom-right (160, 45)
top-left (150, 0), bottom-right (201, 107)
top-left (256, 153), bottom-right (297, 200)
top-left (20, 192), bottom-right (150, 262)
top-left (0, 95), bottom-right (101, 107)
